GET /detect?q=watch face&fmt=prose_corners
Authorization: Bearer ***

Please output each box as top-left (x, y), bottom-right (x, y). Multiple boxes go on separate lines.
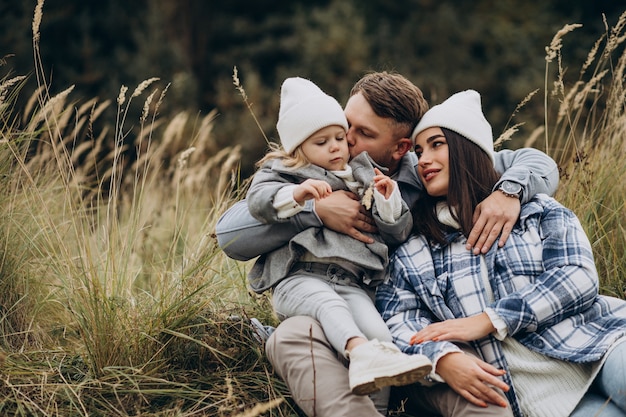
top-left (502, 181), bottom-right (522, 194)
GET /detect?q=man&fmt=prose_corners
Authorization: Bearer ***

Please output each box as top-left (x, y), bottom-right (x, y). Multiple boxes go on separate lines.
top-left (216, 72), bottom-right (559, 416)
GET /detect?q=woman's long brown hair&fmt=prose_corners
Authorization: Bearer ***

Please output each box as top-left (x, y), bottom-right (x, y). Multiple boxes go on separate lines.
top-left (412, 128), bottom-right (501, 244)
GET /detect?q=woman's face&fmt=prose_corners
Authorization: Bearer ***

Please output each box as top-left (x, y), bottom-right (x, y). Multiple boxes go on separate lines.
top-left (414, 127), bottom-right (449, 197)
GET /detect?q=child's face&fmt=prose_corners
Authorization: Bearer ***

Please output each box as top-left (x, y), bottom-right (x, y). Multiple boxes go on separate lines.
top-left (414, 127), bottom-right (449, 197)
top-left (300, 125), bottom-right (350, 171)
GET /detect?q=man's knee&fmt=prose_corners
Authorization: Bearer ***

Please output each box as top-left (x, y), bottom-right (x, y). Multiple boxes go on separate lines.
top-left (266, 316), bottom-right (335, 375)
top-left (269, 316), bottom-right (326, 345)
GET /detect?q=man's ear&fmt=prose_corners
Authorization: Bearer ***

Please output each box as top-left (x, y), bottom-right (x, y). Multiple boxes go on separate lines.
top-left (393, 138), bottom-right (413, 159)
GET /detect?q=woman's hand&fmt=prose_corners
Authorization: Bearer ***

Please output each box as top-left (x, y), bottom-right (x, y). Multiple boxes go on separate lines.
top-left (410, 313), bottom-right (495, 345)
top-left (436, 352), bottom-right (510, 408)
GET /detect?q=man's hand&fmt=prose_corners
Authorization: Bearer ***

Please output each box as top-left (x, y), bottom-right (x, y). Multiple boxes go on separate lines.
top-left (410, 313), bottom-right (495, 345)
top-left (316, 190), bottom-right (377, 243)
top-left (436, 352), bottom-right (510, 409)
top-left (466, 191), bottom-right (521, 254)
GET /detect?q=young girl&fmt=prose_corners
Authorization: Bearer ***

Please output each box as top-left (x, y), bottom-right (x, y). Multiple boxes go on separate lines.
top-left (246, 77), bottom-right (431, 399)
top-left (377, 90), bottom-right (626, 417)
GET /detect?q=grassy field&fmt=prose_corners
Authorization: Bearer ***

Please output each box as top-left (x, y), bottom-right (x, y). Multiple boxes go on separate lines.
top-left (0, 4), bottom-right (624, 416)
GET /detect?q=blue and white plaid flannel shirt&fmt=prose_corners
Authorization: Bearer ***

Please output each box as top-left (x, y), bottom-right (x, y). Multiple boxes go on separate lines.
top-left (376, 194), bottom-right (626, 417)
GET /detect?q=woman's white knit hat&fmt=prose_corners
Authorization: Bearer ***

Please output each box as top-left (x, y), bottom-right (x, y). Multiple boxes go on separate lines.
top-left (276, 77), bottom-right (349, 154)
top-left (411, 90), bottom-right (494, 163)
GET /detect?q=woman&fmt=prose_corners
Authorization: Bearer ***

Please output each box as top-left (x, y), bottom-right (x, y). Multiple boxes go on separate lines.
top-left (376, 90), bottom-right (626, 417)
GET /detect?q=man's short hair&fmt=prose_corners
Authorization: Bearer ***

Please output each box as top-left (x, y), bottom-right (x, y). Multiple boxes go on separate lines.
top-left (350, 71), bottom-right (429, 139)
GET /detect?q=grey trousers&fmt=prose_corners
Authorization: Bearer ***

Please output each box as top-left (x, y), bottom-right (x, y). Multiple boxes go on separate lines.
top-left (272, 270), bottom-right (392, 356)
top-left (265, 315), bottom-right (513, 417)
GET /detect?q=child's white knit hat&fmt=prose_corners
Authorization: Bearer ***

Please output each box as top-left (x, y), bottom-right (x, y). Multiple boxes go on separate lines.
top-left (276, 77), bottom-right (349, 154)
top-left (411, 90), bottom-right (494, 163)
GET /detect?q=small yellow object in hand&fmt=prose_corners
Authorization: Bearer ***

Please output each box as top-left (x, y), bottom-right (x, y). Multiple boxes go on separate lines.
top-left (361, 182), bottom-right (374, 210)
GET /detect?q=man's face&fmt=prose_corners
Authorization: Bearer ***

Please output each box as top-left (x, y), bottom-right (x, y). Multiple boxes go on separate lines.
top-left (344, 93), bottom-right (399, 172)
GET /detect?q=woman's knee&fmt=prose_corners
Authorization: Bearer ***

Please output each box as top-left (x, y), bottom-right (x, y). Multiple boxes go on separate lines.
top-left (595, 339), bottom-right (626, 411)
top-left (571, 393), bottom-right (624, 417)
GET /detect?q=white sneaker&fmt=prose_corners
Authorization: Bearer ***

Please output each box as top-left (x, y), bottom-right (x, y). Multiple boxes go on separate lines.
top-left (348, 339), bottom-right (432, 396)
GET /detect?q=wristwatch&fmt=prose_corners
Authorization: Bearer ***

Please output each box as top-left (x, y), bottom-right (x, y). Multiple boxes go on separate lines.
top-left (498, 180), bottom-right (522, 199)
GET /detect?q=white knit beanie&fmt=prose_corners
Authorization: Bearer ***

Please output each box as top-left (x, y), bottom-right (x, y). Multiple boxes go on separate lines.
top-left (276, 77), bottom-right (349, 154)
top-left (411, 90), bottom-right (494, 163)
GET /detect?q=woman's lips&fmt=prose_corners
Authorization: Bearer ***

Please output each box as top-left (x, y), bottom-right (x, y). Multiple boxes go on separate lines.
top-left (422, 169), bottom-right (439, 182)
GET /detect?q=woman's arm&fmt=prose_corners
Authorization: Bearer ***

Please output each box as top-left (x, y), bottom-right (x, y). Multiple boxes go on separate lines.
top-left (493, 198), bottom-right (599, 335)
top-left (376, 236), bottom-right (458, 355)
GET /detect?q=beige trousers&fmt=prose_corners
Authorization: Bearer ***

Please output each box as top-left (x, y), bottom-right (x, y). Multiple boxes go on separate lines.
top-left (265, 315), bottom-right (513, 417)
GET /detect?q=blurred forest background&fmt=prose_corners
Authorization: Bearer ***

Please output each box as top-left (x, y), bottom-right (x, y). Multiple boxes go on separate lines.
top-left (0, 2), bottom-right (625, 414)
top-left (2, 0), bottom-right (624, 179)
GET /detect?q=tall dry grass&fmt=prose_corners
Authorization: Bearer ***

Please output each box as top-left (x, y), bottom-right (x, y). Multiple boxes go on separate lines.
top-left (0, 2), bottom-right (624, 417)
top-left (0, 1), bottom-right (292, 416)
top-left (539, 12), bottom-right (626, 298)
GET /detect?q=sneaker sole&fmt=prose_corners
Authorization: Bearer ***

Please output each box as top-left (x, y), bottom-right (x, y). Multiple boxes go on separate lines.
top-left (351, 362), bottom-right (432, 396)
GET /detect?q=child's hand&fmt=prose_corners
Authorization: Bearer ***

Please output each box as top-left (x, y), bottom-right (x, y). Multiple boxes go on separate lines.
top-left (293, 179), bottom-right (332, 204)
top-left (373, 168), bottom-right (396, 199)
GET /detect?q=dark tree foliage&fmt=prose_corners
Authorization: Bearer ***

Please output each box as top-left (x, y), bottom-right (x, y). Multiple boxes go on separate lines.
top-left (359, 0), bottom-right (623, 134)
top-left (2, 0), bottom-right (624, 178)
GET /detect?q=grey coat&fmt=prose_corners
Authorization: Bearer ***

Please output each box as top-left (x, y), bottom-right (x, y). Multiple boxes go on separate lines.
top-left (246, 152), bottom-right (411, 293)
